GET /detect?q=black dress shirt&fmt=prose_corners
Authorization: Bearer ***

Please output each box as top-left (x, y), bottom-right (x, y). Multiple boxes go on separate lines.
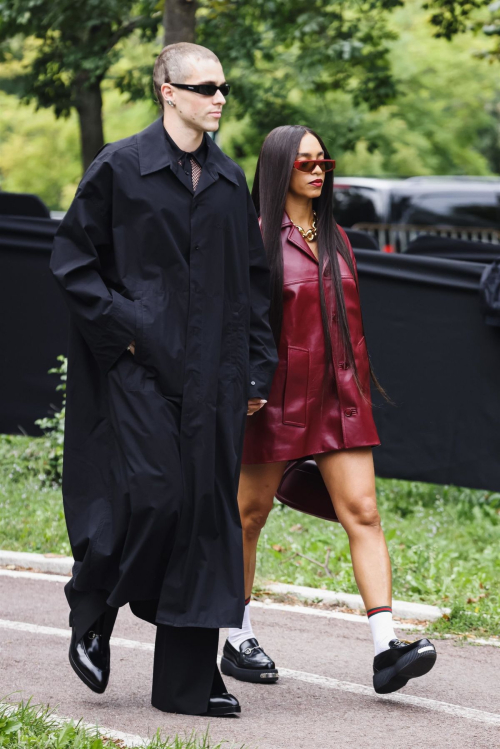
top-left (160, 126), bottom-right (209, 265)
top-left (163, 126), bottom-right (208, 194)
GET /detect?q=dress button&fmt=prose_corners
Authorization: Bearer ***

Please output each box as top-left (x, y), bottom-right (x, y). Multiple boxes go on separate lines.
top-left (345, 408), bottom-right (358, 417)
top-left (194, 245), bottom-right (200, 250)
top-left (250, 380), bottom-right (255, 385)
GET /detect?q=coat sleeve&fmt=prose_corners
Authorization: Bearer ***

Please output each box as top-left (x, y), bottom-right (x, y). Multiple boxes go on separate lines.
top-left (246, 186), bottom-right (279, 400)
top-left (50, 150), bottom-right (138, 375)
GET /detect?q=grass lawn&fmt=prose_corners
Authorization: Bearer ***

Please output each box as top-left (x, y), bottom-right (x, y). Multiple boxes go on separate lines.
top-left (0, 700), bottom-right (235, 748)
top-left (1, 434), bottom-right (499, 638)
top-left (0, 435), bottom-right (70, 556)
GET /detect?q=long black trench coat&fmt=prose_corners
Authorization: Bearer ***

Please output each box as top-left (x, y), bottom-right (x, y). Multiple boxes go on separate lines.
top-left (50, 117), bottom-right (278, 636)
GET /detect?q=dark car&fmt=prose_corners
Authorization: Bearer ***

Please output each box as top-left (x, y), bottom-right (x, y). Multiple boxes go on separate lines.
top-left (332, 176), bottom-right (500, 252)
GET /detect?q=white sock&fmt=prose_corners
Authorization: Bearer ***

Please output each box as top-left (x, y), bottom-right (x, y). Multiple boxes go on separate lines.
top-left (368, 608), bottom-right (397, 655)
top-left (228, 602), bottom-right (255, 650)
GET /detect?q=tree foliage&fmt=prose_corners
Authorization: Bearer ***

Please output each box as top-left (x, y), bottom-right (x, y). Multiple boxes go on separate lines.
top-left (424, 0), bottom-right (500, 62)
top-left (0, 0), bottom-right (161, 115)
top-left (198, 1), bottom-right (404, 123)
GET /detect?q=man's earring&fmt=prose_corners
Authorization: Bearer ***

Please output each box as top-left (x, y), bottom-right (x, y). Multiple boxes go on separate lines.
top-left (167, 100), bottom-right (175, 108)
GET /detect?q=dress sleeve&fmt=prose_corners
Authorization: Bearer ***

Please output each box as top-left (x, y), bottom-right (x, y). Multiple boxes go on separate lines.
top-left (50, 151), bottom-right (138, 374)
top-left (246, 186), bottom-right (279, 399)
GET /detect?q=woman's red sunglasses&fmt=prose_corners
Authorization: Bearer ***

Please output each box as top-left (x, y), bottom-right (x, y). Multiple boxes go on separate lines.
top-left (293, 159), bottom-right (336, 173)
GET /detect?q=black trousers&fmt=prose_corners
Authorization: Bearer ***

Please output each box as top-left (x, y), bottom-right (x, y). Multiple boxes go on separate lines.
top-left (151, 623), bottom-right (226, 714)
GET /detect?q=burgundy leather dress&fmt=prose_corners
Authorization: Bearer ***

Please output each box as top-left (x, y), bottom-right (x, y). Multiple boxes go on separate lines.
top-left (242, 211), bottom-right (380, 464)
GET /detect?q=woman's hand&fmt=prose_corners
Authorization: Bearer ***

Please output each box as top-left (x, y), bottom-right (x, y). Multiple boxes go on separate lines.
top-left (127, 340), bottom-right (136, 355)
top-left (247, 398), bottom-right (267, 416)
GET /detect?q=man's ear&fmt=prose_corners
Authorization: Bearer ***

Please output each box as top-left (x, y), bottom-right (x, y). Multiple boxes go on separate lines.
top-left (160, 82), bottom-right (174, 106)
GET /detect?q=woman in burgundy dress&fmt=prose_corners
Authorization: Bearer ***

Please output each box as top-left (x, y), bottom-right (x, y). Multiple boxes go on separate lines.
top-left (221, 126), bottom-right (436, 694)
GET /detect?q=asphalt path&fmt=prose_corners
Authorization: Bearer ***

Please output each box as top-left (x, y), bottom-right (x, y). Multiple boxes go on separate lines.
top-left (0, 570), bottom-right (499, 748)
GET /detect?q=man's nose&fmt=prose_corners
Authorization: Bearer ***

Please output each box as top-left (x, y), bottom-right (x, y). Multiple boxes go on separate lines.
top-left (213, 90), bottom-right (226, 105)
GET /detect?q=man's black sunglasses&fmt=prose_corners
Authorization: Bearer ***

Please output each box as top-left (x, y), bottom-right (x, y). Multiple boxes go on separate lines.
top-left (170, 83), bottom-right (230, 97)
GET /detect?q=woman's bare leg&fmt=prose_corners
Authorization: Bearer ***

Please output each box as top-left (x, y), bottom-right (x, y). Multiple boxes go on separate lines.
top-left (313, 447), bottom-right (391, 611)
top-left (314, 448), bottom-right (437, 692)
top-left (222, 461), bottom-right (288, 682)
top-left (237, 461), bottom-right (288, 599)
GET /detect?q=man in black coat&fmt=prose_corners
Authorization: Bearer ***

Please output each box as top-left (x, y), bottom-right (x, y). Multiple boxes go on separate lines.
top-left (50, 42), bottom-right (278, 716)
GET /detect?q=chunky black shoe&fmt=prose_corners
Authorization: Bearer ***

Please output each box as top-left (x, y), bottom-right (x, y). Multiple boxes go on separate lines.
top-left (202, 693), bottom-right (241, 716)
top-left (221, 638), bottom-right (279, 684)
top-left (68, 613), bottom-right (111, 694)
top-left (373, 638), bottom-right (437, 694)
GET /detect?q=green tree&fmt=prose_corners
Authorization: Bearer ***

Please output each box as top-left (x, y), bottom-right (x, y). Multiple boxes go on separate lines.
top-left (197, 0), bottom-right (405, 153)
top-left (0, 0), bottom-right (406, 173)
top-left (112, 0), bottom-right (408, 158)
top-left (335, 0), bottom-right (500, 176)
top-left (0, 0), bottom-right (161, 170)
top-left (425, 0), bottom-right (500, 61)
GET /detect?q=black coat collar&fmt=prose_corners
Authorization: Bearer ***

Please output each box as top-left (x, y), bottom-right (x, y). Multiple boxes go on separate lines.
top-left (137, 117), bottom-right (239, 186)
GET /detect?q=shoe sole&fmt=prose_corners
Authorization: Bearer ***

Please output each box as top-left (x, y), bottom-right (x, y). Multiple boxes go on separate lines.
top-left (221, 656), bottom-right (279, 684)
top-left (373, 648), bottom-right (437, 694)
top-left (69, 648), bottom-right (108, 694)
top-left (203, 704), bottom-right (242, 716)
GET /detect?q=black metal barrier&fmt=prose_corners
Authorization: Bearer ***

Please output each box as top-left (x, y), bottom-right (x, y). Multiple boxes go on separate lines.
top-left (406, 234), bottom-right (500, 264)
top-left (1, 217), bottom-right (499, 492)
top-left (357, 250), bottom-right (500, 492)
top-left (0, 217), bottom-right (67, 435)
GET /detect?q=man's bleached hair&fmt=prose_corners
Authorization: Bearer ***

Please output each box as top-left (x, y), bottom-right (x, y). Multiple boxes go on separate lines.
top-left (153, 43), bottom-right (220, 109)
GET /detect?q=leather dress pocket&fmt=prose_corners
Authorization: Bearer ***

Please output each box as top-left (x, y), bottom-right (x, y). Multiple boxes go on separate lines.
top-left (282, 346), bottom-right (309, 427)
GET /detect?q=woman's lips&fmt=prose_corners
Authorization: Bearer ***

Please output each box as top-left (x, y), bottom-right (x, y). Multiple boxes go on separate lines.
top-left (309, 179), bottom-right (323, 186)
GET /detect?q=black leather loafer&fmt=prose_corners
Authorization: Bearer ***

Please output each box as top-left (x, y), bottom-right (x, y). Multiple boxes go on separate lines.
top-left (373, 638), bottom-right (437, 694)
top-left (202, 693), bottom-right (241, 716)
top-left (68, 613), bottom-right (111, 694)
top-left (221, 638), bottom-right (279, 684)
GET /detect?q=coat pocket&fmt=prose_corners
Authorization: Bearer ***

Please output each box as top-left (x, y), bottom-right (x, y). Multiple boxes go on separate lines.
top-left (282, 346), bottom-right (309, 427)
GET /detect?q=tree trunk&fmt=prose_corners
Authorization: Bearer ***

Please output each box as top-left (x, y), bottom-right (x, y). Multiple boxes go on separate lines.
top-left (75, 80), bottom-right (105, 173)
top-left (163, 0), bottom-right (197, 45)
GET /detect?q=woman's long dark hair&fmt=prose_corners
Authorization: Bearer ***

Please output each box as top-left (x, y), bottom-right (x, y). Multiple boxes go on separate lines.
top-left (252, 124), bottom-right (387, 400)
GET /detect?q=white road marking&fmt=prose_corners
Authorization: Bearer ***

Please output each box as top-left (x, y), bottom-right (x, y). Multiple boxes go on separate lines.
top-left (0, 569), bottom-right (418, 629)
top-left (0, 618), bottom-right (154, 651)
top-left (251, 600), bottom-right (422, 630)
top-left (1, 618), bottom-right (499, 727)
top-left (1, 569), bottom-right (498, 648)
top-left (0, 568), bottom-right (69, 583)
top-left (278, 668), bottom-right (500, 726)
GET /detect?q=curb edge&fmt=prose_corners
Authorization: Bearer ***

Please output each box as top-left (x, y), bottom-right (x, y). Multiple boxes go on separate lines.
top-left (0, 550), bottom-right (450, 622)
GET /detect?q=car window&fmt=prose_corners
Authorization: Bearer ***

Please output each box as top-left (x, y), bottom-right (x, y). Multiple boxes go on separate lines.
top-left (392, 191), bottom-right (500, 227)
top-left (333, 186), bottom-right (380, 226)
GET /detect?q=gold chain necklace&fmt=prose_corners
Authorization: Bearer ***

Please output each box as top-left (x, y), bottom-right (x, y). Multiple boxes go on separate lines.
top-left (293, 210), bottom-right (317, 242)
